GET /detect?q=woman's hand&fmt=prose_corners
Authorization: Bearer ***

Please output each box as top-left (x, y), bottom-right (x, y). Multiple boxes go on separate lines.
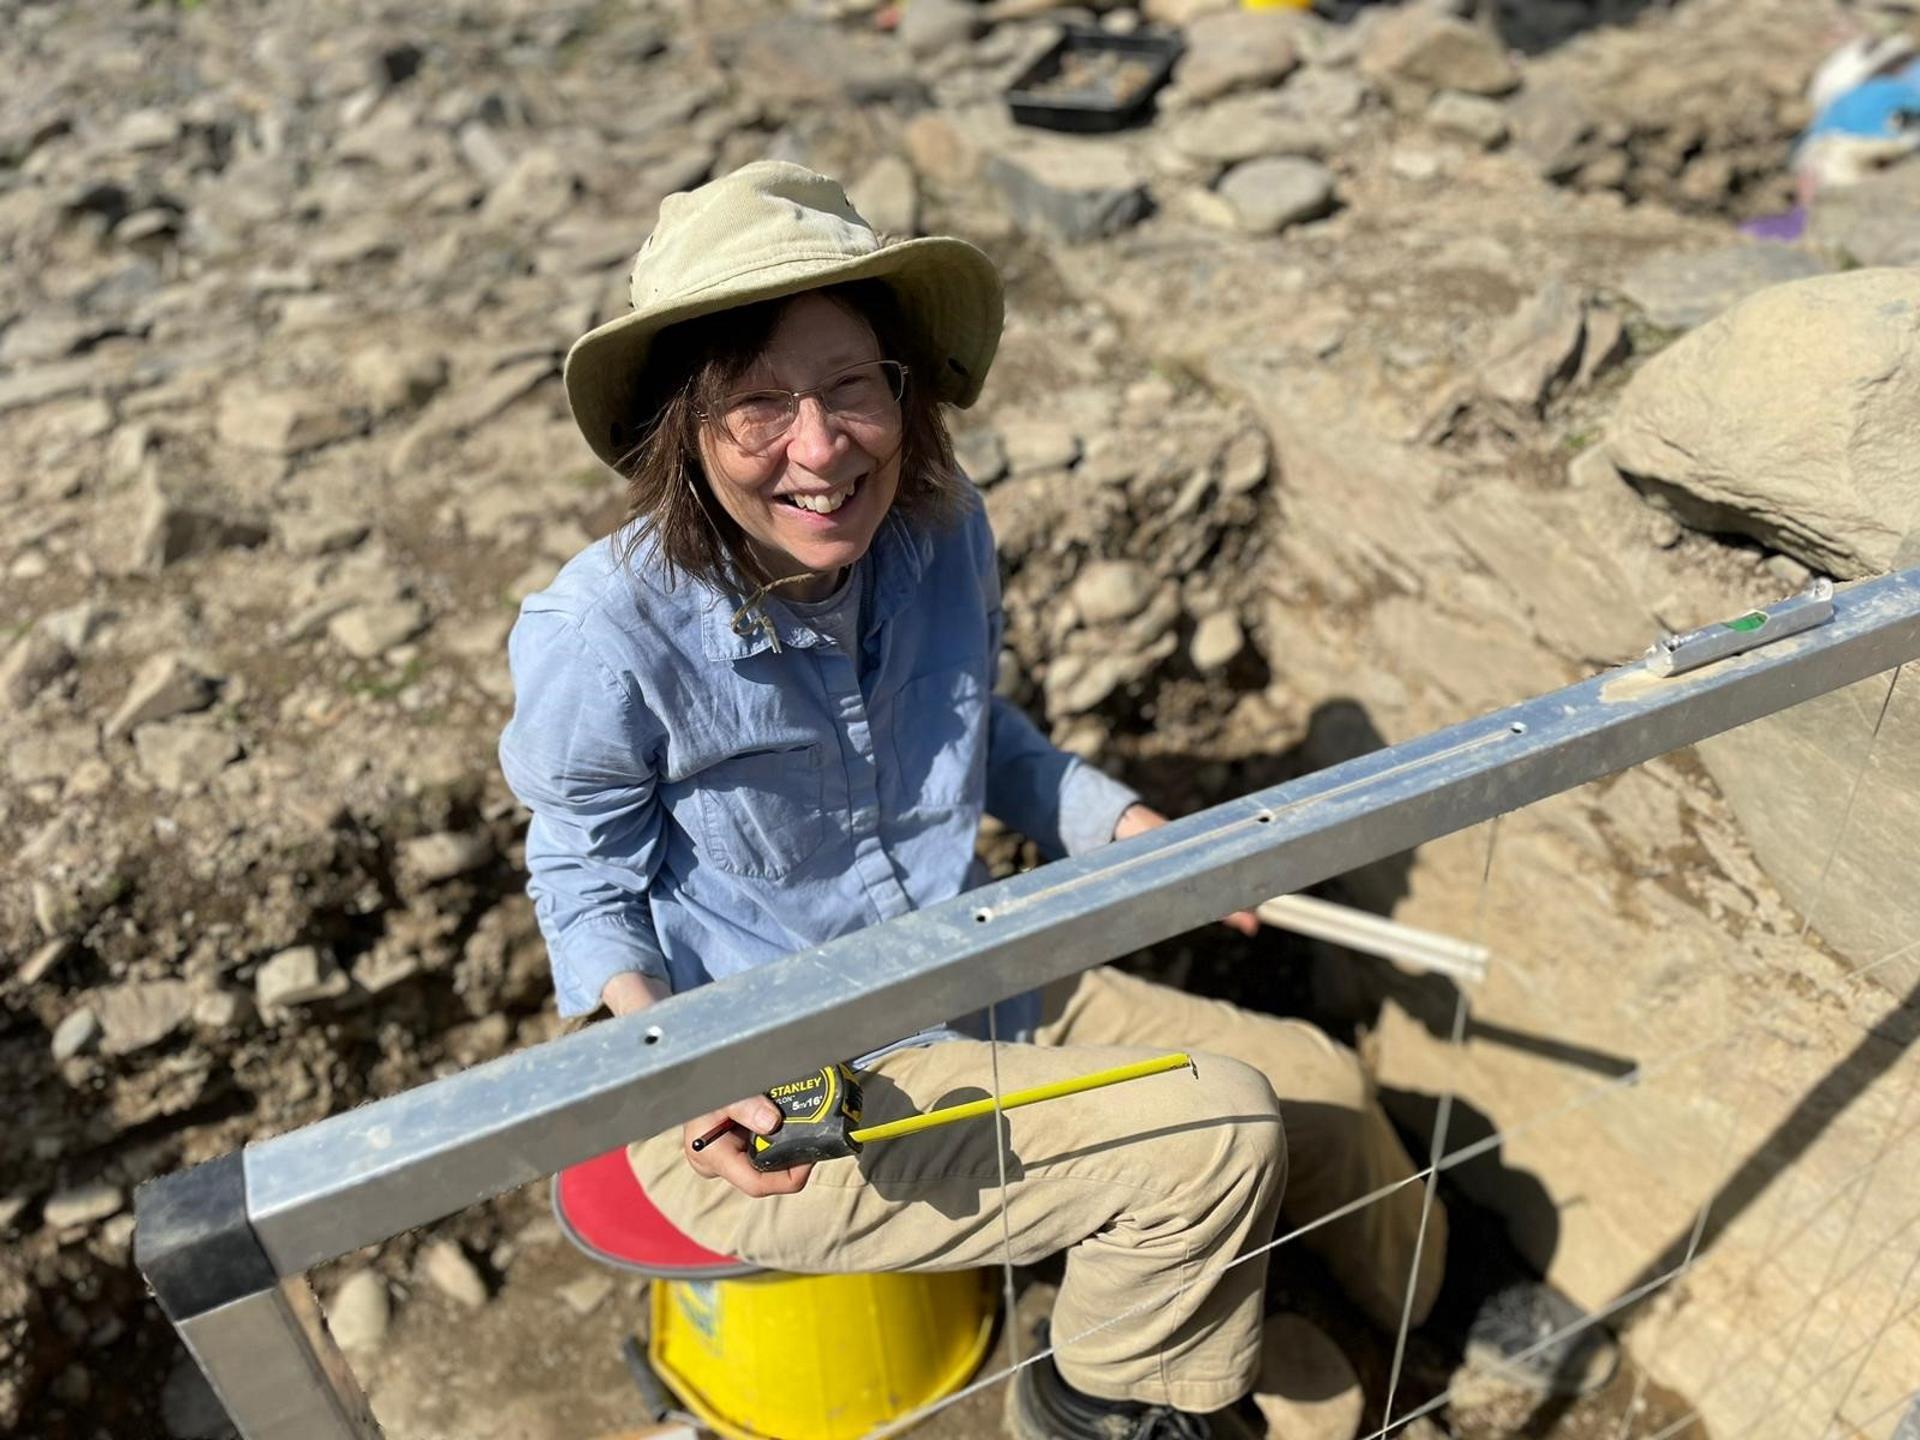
top-left (681, 1097), bottom-right (814, 1197)
top-left (600, 975), bottom-right (811, 1195)
top-left (1112, 803), bottom-right (1261, 937)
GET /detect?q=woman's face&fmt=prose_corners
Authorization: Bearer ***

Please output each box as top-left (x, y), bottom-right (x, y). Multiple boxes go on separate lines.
top-left (697, 293), bottom-right (904, 592)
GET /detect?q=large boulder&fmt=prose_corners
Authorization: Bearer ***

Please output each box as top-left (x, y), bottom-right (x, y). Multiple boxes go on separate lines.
top-left (1697, 650), bottom-right (1920, 975)
top-left (1605, 267), bottom-right (1920, 972)
top-left (1605, 269), bottom-right (1920, 580)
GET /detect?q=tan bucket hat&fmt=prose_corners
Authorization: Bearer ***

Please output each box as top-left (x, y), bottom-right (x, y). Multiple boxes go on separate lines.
top-left (563, 160), bottom-right (1005, 468)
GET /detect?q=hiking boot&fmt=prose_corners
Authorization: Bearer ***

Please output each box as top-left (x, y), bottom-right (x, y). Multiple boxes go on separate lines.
top-left (1461, 1280), bottom-right (1618, 1397)
top-left (1006, 1329), bottom-right (1265, 1440)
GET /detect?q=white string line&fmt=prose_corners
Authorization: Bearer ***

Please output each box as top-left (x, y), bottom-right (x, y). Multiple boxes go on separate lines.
top-left (1783, 1029), bottom-right (1920, 1437)
top-left (1612, 1295), bottom-right (1664, 1437)
top-left (862, 1171), bottom-right (1427, 1438)
top-left (985, 999), bottom-right (1022, 1371)
top-left (1308, 1233), bottom-right (1707, 1440)
top-left (1406, 1013), bottom-right (1916, 1437)
top-left (1346, 1255), bottom-right (1892, 1440)
top-left (1623, 687), bottom-right (1908, 1440)
top-left (882, 1234), bottom-right (1697, 1440)
top-left (1624, 1097), bottom-right (1920, 1440)
top-left (1739, 1106), bottom-right (1920, 1286)
top-left (868, 1022), bottom-right (1916, 1440)
top-left (1845, 1377), bottom-right (1920, 1438)
top-left (1640, 1114), bottom-right (1749, 1425)
top-left (1818, 1212), bottom-right (1920, 1440)
top-left (867, 757), bottom-right (1920, 1440)
top-left (1674, 1201), bottom-right (1920, 1439)
top-left (1616, 1085), bottom-right (1755, 1440)
top-left (1799, 665), bottom-right (1904, 944)
top-left (1645, 664), bottom-right (1908, 1432)
top-left (1686, 662), bottom-right (1907, 1423)
top-left (1637, 1201), bottom-right (1920, 1440)
top-left (1383, 817), bottom-right (1500, 1430)
top-left (1344, 1257), bottom-right (1711, 1440)
top-left (1264, 932), bottom-right (1919, 1340)
top-left (1729, 1313), bottom-right (1920, 1440)
top-left (865, 934), bottom-right (1920, 1440)
top-left (1787, 666), bottom-right (1916, 1435)
top-left (1656, 971), bottom-right (1920, 1415)
top-left (871, 1041), bottom-right (1662, 1438)
top-left (1429, 933), bottom-right (1920, 1204)
top-left (1748, 1095), bottom-right (1910, 1436)
top-left (1605, 775), bottom-right (1821, 1440)
top-left (1353, 988), bottom-right (1915, 1438)
top-left (1721, 1286), bottom-right (1920, 1440)
top-left (1719, 1201), bottom-right (1920, 1440)
top-left (1673, 1109), bottom-right (1826, 1404)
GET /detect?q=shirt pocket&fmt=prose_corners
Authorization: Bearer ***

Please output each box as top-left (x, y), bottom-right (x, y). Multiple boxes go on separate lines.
top-left (694, 742), bottom-right (828, 880)
top-left (886, 667), bottom-right (987, 815)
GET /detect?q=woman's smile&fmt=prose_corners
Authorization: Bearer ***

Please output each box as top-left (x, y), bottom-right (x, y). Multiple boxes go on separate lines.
top-left (776, 475), bottom-right (861, 516)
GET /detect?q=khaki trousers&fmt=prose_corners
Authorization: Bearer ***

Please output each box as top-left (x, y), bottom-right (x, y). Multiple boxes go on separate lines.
top-left (630, 967), bottom-right (1446, 1411)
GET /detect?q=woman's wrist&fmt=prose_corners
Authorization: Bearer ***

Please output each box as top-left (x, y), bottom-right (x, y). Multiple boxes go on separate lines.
top-left (1111, 802), bottom-right (1164, 842)
top-left (602, 971), bottom-right (672, 1016)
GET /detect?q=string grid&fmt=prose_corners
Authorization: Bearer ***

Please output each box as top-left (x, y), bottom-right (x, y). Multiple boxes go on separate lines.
top-left (867, 663), bottom-right (1919, 1440)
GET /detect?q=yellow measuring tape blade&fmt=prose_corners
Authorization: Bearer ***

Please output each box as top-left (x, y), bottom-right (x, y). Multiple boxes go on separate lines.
top-left (848, 1052), bottom-right (1194, 1146)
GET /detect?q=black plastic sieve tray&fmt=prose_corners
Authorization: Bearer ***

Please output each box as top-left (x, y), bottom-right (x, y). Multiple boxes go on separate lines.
top-left (1005, 27), bottom-right (1184, 133)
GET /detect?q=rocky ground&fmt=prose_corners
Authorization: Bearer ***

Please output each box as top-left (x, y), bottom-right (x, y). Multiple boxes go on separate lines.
top-left (6, 0), bottom-right (1920, 1437)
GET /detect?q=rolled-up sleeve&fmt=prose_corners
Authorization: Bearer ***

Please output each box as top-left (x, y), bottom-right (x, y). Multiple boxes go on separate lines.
top-left (498, 608), bottom-right (671, 1016)
top-left (970, 507), bottom-right (1140, 858)
top-left (986, 697), bottom-right (1140, 857)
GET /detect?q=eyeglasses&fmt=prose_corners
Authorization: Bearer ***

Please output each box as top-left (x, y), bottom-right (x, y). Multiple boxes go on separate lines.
top-left (704, 360), bottom-right (908, 451)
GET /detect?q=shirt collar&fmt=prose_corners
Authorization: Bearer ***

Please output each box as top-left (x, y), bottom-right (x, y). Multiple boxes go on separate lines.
top-left (699, 512), bottom-right (929, 663)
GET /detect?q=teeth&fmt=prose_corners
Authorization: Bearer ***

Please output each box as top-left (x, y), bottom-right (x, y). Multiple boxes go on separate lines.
top-left (788, 486), bottom-right (852, 515)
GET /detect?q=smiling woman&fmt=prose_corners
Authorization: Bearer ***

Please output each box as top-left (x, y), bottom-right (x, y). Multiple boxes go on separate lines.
top-left (495, 161), bottom-right (1450, 1440)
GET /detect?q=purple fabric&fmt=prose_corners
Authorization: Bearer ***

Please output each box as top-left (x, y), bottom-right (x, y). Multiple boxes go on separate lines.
top-left (1741, 208), bottom-right (1809, 243)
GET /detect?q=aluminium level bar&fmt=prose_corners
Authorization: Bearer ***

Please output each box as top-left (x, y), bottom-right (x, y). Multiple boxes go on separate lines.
top-left (240, 568), bottom-right (1920, 1272)
top-left (243, 569), bottom-right (1920, 1272)
top-left (136, 568), bottom-right (1920, 1440)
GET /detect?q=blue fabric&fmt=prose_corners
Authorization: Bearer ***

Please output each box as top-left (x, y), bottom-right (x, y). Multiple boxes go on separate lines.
top-left (497, 497), bottom-right (1141, 1032)
top-left (1804, 72), bottom-right (1920, 142)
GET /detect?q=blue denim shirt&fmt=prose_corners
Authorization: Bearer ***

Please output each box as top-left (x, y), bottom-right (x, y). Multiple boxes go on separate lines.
top-left (497, 497), bottom-right (1140, 1026)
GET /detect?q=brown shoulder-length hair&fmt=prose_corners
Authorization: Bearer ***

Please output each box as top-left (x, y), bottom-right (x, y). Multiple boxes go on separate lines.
top-left (611, 280), bottom-right (970, 592)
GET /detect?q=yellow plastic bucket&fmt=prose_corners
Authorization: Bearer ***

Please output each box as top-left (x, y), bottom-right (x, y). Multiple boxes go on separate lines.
top-left (1242, 0), bottom-right (1313, 8)
top-left (650, 1269), bottom-right (997, 1440)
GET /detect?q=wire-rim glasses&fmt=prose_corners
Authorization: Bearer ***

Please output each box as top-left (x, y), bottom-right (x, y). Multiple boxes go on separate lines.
top-left (705, 359), bottom-right (909, 451)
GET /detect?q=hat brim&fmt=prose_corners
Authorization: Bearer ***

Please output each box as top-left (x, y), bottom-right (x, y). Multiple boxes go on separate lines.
top-left (563, 236), bottom-right (1005, 470)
